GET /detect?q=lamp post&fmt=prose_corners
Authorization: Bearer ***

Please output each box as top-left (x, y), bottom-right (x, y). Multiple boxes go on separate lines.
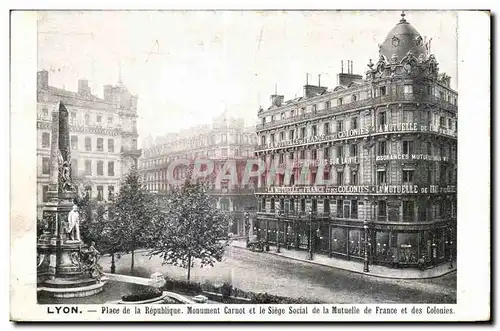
top-left (244, 212), bottom-right (250, 245)
top-left (363, 219), bottom-right (370, 273)
top-left (110, 252), bottom-right (116, 274)
top-left (308, 211), bottom-right (313, 260)
top-left (287, 224), bottom-right (292, 250)
top-left (276, 211), bottom-right (281, 253)
top-left (449, 226), bottom-right (454, 269)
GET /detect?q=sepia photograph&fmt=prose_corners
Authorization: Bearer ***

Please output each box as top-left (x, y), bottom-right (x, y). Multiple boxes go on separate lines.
top-left (8, 6), bottom-right (491, 322)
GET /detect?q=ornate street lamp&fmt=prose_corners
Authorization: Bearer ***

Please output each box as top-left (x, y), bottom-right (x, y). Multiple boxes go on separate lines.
top-left (449, 226), bottom-right (454, 269)
top-left (286, 224), bottom-right (292, 250)
top-left (244, 212), bottom-right (250, 245)
top-left (276, 210), bottom-right (281, 253)
top-left (363, 219), bottom-right (370, 272)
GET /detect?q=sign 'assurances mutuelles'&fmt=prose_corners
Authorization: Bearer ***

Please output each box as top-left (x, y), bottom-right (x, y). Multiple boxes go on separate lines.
top-left (264, 185), bottom-right (456, 195)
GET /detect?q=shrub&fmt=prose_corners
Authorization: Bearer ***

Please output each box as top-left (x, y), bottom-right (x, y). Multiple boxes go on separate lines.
top-left (221, 282), bottom-right (233, 298)
top-left (121, 287), bottom-right (162, 302)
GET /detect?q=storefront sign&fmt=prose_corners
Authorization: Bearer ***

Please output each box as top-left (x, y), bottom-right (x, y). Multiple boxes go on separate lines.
top-left (263, 184), bottom-right (456, 195)
top-left (375, 154), bottom-right (448, 162)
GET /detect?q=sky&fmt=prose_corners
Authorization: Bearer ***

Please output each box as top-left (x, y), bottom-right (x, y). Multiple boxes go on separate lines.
top-left (37, 10), bottom-right (458, 146)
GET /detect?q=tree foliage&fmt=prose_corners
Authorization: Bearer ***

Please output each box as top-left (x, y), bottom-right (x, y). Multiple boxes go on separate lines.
top-left (108, 169), bottom-right (161, 272)
top-left (147, 180), bottom-right (230, 280)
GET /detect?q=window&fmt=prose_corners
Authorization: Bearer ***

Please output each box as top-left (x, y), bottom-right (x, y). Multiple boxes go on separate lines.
top-left (84, 160), bottom-right (92, 175)
top-left (279, 131), bottom-right (284, 141)
top-left (289, 152), bottom-right (294, 160)
top-left (403, 141), bottom-right (414, 155)
top-left (108, 139), bottom-right (114, 153)
top-left (96, 115), bottom-right (102, 124)
top-left (71, 112), bottom-right (76, 124)
top-left (427, 142), bottom-right (432, 155)
top-left (379, 86), bottom-right (386, 96)
top-left (289, 130), bottom-right (295, 140)
top-left (221, 148), bottom-right (228, 157)
top-left (351, 94), bottom-right (357, 102)
top-left (378, 141), bottom-right (387, 156)
top-left (84, 114), bottom-right (90, 126)
top-left (338, 98), bottom-right (343, 106)
top-left (300, 150), bottom-right (305, 159)
top-left (260, 198), bottom-right (265, 212)
top-left (97, 161), bottom-right (104, 176)
top-left (351, 117), bottom-right (358, 130)
top-left (300, 107), bottom-right (305, 115)
top-left (42, 157), bottom-right (50, 175)
top-left (42, 132), bottom-right (50, 148)
top-left (300, 199), bottom-right (306, 212)
top-left (290, 110), bottom-right (295, 117)
top-left (439, 91), bottom-right (445, 99)
top-left (337, 171), bottom-right (344, 185)
top-left (270, 198), bottom-right (275, 213)
top-left (351, 200), bottom-right (358, 219)
top-left (403, 169), bottom-right (414, 183)
top-left (404, 84), bottom-right (413, 94)
top-left (403, 201), bottom-right (415, 222)
top-left (108, 115), bottom-right (113, 125)
top-left (324, 122), bottom-right (330, 135)
top-left (350, 144), bottom-right (358, 157)
top-left (337, 145), bottom-right (344, 158)
top-left (270, 134), bottom-right (275, 144)
top-left (311, 125), bottom-right (317, 137)
top-left (42, 107), bottom-right (48, 118)
top-left (311, 149), bottom-right (317, 160)
top-left (108, 161), bottom-right (114, 176)
top-left (85, 186), bottom-right (92, 198)
top-left (281, 113), bottom-right (285, 120)
top-left (448, 119), bottom-right (453, 129)
top-left (325, 101), bottom-right (331, 109)
top-left (70, 136), bottom-right (78, 150)
top-left (85, 137), bottom-right (92, 151)
top-left (261, 136), bottom-right (266, 145)
top-left (279, 153), bottom-right (284, 164)
top-left (271, 115), bottom-right (275, 122)
top-left (300, 127), bottom-right (306, 138)
top-left (97, 186), bottom-right (104, 201)
top-left (378, 200), bottom-right (387, 218)
top-left (324, 199), bottom-right (330, 214)
top-left (312, 104), bottom-right (317, 113)
top-left (454, 97), bottom-right (457, 105)
top-left (108, 186), bottom-right (114, 199)
top-left (324, 147), bottom-right (330, 159)
top-left (261, 118), bottom-right (266, 125)
top-left (71, 159), bottom-right (78, 176)
top-left (427, 85), bottom-right (433, 95)
top-left (379, 112), bottom-right (386, 126)
top-left (351, 171), bottom-right (358, 185)
top-left (97, 138), bottom-right (104, 152)
top-left (336, 120), bottom-right (343, 132)
top-left (439, 116), bottom-right (446, 127)
top-left (336, 199), bottom-right (343, 218)
top-left (289, 199), bottom-right (295, 212)
top-left (42, 185), bottom-right (49, 202)
top-left (377, 170), bottom-right (387, 184)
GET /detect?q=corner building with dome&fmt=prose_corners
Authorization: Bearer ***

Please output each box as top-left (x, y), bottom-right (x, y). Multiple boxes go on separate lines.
top-left (253, 13), bottom-right (457, 269)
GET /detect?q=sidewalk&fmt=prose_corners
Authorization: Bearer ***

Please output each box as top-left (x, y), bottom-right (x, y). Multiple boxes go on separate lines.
top-left (230, 239), bottom-right (456, 280)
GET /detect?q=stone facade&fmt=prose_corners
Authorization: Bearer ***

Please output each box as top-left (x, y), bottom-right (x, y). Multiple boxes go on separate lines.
top-left (254, 13), bottom-right (457, 268)
top-left (139, 112), bottom-right (258, 235)
top-left (37, 71), bottom-right (141, 219)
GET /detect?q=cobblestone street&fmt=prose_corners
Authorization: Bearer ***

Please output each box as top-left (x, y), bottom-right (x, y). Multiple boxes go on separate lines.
top-left (100, 246), bottom-right (456, 304)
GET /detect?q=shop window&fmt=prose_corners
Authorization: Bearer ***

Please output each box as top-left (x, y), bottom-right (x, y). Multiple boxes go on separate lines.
top-left (397, 233), bottom-right (419, 264)
top-left (331, 227), bottom-right (347, 254)
top-left (348, 229), bottom-right (365, 257)
top-left (375, 231), bottom-right (390, 262)
top-left (403, 201), bottom-right (415, 222)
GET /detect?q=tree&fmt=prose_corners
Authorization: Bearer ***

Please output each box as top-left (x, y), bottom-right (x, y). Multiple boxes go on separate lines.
top-left (147, 180), bottom-right (230, 281)
top-left (108, 169), bottom-right (161, 274)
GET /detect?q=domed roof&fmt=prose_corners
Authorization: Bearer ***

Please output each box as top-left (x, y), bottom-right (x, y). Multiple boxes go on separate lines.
top-left (379, 12), bottom-right (426, 62)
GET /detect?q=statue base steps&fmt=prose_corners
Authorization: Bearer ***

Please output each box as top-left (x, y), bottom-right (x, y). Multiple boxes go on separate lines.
top-left (38, 278), bottom-right (106, 298)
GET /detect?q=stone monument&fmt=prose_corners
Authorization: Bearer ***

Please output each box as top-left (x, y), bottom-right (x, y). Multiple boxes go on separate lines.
top-left (37, 101), bottom-right (106, 298)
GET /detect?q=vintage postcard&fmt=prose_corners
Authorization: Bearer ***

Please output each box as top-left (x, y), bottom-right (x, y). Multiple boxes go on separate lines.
top-left (9, 7), bottom-right (490, 322)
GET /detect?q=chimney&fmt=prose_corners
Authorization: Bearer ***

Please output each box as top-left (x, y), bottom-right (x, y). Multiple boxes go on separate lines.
top-left (78, 79), bottom-right (91, 95)
top-left (37, 70), bottom-right (49, 90)
top-left (337, 59), bottom-right (363, 86)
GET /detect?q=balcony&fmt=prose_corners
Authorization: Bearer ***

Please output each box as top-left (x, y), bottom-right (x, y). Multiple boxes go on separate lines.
top-left (256, 93), bottom-right (457, 132)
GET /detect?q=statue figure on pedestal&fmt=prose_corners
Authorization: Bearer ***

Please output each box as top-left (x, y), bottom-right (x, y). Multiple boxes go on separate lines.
top-left (82, 241), bottom-right (103, 282)
top-left (67, 205), bottom-right (81, 242)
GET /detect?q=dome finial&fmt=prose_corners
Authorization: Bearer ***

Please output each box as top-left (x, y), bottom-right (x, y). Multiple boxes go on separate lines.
top-left (400, 10), bottom-right (407, 23)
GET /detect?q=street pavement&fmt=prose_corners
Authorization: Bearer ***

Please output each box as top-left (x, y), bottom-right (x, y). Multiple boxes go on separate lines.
top-left (100, 246), bottom-right (456, 304)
